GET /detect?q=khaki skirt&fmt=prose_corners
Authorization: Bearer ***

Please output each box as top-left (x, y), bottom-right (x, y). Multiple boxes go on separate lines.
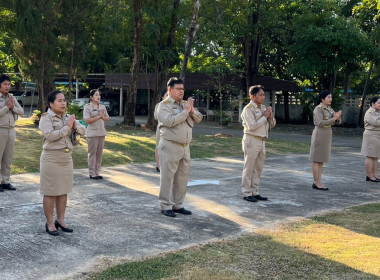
top-left (361, 130), bottom-right (380, 158)
top-left (309, 126), bottom-right (332, 163)
top-left (40, 150), bottom-right (73, 196)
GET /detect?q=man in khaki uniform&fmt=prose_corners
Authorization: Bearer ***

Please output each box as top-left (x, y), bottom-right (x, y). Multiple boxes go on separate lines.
top-left (241, 85), bottom-right (275, 202)
top-left (0, 74), bottom-right (24, 192)
top-left (157, 78), bottom-right (203, 217)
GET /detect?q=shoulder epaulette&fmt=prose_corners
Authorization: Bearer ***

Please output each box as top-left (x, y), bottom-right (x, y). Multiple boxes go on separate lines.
top-left (84, 103), bottom-right (90, 106)
top-left (42, 112), bottom-right (48, 116)
top-left (183, 100), bottom-right (187, 103)
top-left (164, 100), bottom-right (170, 104)
top-left (369, 109), bottom-right (373, 113)
top-left (247, 104), bottom-right (253, 108)
top-left (318, 105), bottom-right (323, 108)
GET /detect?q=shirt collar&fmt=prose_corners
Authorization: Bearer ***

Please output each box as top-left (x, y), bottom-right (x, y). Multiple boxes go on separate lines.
top-left (320, 103), bottom-right (329, 109)
top-left (251, 100), bottom-right (260, 108)
top-left (48, 108), bottom-right (66, 119)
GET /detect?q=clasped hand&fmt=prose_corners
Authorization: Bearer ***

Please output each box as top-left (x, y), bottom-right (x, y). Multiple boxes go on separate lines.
top-left (263, 106), bottom-right (273, 119)
top-left (67, 115), bottom-right (77, 129)
top-left (6, 96), bottom-right (14, 109)
top-left (184, 97), bottom-right (194, 114)
top-left (334, 110), bottom-right (343, 121)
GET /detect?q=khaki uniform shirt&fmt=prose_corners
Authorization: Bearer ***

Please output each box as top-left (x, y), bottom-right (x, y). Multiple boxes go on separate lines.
top-left (39, 109), bottom-right (86, 150)
top-left (0, 94), bottom-right (24, 128)
top-left (313, 103), bottom-right (341, 127)
top-left (157, 96), bottom-right (203, 145)
top-left (241, 100), bottom-right (276, 138)
top-left (83, 103), bottom-right (108, 137)
top-left (364, 108), bottom-right (380, 131)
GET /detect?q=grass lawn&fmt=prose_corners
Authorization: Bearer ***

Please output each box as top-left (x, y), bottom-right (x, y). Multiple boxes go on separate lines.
top-left (12, 118), bottom-right (310, 175)
top-left (90, 203), bottom-right (380, 280)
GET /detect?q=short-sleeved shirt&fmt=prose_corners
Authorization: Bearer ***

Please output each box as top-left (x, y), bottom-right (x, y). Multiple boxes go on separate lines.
top-left (83, 103), bottom-right (108, 137)
top-left (39, 109), bottom-right (86, 150)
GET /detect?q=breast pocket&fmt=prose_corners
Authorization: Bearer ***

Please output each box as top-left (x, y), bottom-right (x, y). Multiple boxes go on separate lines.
top-left (90, 110), bottom-right (99, 118)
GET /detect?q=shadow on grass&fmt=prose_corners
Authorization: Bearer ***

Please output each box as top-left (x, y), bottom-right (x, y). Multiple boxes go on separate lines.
top-left (89, 232), bottom-right (379, 280)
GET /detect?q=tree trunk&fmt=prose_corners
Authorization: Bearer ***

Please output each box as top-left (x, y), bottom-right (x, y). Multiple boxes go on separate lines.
top-left (357, 60), bottom-right (375, 127)
top-left (68, 48), bottom-right (74, 100)
top-left (124, 0), bottom-right (143, 126)
top-left (179, 0), bottom-right (201, 83)
top-left (343, 66), bottom-right (351, 106)
top-left (283, 91), bottom-right (290, 123)
top-left (243, 7), bottom-right (260, 95)
top-left (146, 0), bottom-right (180, 129)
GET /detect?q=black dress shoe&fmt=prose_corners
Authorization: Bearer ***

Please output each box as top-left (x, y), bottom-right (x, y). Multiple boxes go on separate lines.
top-left (89, 175), bottom-right (98, 180)
top-left (366, 176), bottom-right (380, 182)
top-left (0, 185), bottom-right (3, 192)
top-left (312, 183), bottom-right (329, 191)
top-left (173, 208), bottom-right (192, 215)
top-left (2, 183), bottom-right (16, 191)
top-left (45, 223), bottom-right (59, 236)
top-left (161, 210), bottom-right (176, 217)
top-left (97, 175), bottom-right (104, 180)
top-left (156, 166), bottom-right (160, 173)
top-left (253, 195), bottom-right (268, 201)
top-left (55, 220), bottom-right (73, 232)
top-left (243, 195), bottom-right (257, 202)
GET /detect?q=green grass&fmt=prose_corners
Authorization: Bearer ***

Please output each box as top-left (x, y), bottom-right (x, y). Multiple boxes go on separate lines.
top-left (11, 118), bottom-right (310, 175)
top-left (89, 203), bottom-right (380, 280)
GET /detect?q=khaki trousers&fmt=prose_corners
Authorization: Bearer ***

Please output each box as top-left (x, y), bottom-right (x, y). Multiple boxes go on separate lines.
top-left (0, 128), bottom-right (16, 184)
top-left (158, 138), bottom-right (191, 210)
top-left (241, 134), bottom-right (266, 196)
top-left (87, 136), bottom-right (105, 177)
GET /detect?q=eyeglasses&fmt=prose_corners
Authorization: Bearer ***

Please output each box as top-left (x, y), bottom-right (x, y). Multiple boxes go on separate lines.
top-left (173, 87), bottom-right (185, 91)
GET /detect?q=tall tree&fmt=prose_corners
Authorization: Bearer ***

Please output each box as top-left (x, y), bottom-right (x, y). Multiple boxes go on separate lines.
top-left (124, 0), bottom-right (143, 125)
top-left (179, 0), bottom-right (201, 83)
top-left (145, 0), bottom-right (181, 129)
top-left (11, 0), bottom-right (63, 111)
top-left (58, 0), bottom-right (95, 99)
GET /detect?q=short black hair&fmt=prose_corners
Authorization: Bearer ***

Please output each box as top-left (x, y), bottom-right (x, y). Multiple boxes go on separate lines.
top-left (320, 90), bottom-right (331, 100)
top-left (48, 90), bottom-right (64, 109)
top-left (370, 96), bottom-right (379, 105)
top-left (0, 74), bottom-right (11, 84)
top-left (249, 85), bottom-right (264, 96)
top-left (167, 77), bottom-right (184, 88)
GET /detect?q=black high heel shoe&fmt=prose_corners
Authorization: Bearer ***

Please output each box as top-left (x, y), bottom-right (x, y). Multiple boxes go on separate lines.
top-left (45, 223), bottom-right (59, 236)
top-left (55, 220), bottom-right (73, 233)
top-left (366, 176), bottom-right (380, 182)
top-left (312, 183), bottom-right (329, 191)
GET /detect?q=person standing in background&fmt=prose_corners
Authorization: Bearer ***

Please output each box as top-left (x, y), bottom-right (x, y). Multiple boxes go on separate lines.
top-left (309, 90), bottom-right (342, 191)
top-left (154, 90), bottom-right (168, 173)
top-left (0, 74), bottom-right (24, 192)
top-left (361, 96), bottom-right (380, 182)
top-left (241, 85), bottom-right (276, 203)
top-left (84, 89), bottom-right (110, 180)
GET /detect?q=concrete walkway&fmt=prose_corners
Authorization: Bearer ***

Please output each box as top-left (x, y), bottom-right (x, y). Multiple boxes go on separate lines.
top-left (1, 125), bottom-right (379, 280)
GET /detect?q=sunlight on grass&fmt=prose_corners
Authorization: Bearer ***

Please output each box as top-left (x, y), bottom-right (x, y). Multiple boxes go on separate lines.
top-left (265, 221), bottom-right (380, 276)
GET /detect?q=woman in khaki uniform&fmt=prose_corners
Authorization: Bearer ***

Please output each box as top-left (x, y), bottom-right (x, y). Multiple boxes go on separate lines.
top-left (84, 89), bottom-right (110, 179)
top-left (39, 90), bottom-right (86, 236)
top-left (361, 96), bottom-right (380, 182)
top-left (309, 91), bottom-right (342, 191)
